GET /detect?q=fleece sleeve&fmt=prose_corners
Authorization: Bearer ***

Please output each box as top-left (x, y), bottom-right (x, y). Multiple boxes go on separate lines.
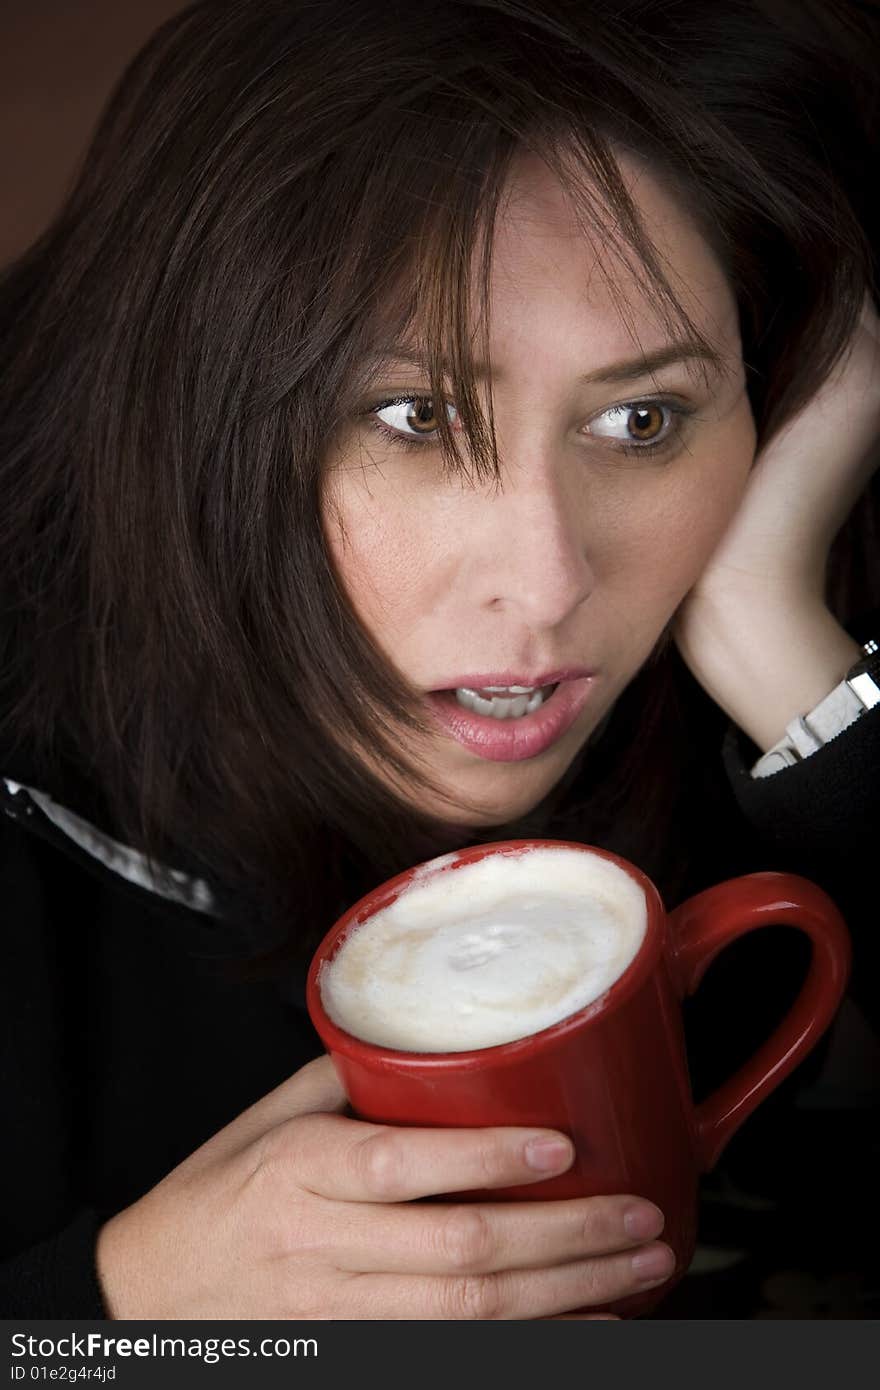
top-left (720, 703), bottom-right (880, 860)
top-left (0, 1208), bottom-right (108, 1317)
top-left (721, 701), bottom-right (880, 1033)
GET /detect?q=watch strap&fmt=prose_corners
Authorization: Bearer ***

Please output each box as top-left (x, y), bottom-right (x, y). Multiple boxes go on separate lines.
top-left (751, 638), bottom-right (880, 779)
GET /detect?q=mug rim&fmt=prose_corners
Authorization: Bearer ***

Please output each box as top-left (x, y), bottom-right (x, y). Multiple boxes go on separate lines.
top-left (306, 838), bottom-right (667, 1072)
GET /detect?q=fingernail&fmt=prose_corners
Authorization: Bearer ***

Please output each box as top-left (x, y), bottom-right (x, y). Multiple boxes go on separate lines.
top-left (631, 1243), bottom-right (676, 1285)
top-left (623, 1202), bottom-right (665, 1241)
top-left (524, 1136), bottom-right (574, 1171)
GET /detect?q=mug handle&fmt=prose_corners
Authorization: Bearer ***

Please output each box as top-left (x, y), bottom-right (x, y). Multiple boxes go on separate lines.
top-left (668, 871), bottom-right (851, 1171)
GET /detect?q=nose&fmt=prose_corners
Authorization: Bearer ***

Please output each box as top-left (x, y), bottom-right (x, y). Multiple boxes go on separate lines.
top-left (466, 454), bottom-right (595, 631)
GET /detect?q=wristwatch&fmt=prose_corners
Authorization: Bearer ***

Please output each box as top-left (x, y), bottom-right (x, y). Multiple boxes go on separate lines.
top-left (750, 638), bottom-right (880, 779)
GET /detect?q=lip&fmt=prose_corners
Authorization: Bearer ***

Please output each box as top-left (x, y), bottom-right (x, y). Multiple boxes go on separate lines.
top-left (431, 666), bottom-right (595, 690)
top-left (425, 674), bottom-right (598, 762)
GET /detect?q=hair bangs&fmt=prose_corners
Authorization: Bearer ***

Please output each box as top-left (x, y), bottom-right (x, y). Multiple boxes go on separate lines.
top-left (340, 118), bottom-right (717, 500)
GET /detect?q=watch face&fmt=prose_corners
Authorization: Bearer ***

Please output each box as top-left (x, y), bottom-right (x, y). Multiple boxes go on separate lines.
top-left (849, 669), bottom-right (880, 709)
top-left (848, 640), bottom-right (880, 707)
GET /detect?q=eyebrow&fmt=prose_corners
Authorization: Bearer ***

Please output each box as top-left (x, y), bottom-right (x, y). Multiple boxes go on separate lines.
top-left (370, 338), bottom-right (726, 385)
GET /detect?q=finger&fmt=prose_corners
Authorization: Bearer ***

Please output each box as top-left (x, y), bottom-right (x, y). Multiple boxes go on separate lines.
top-left (858, 291), bottom-right (880, 341)
top-left (333, 1194), bottom-right (664, 1275)
top-left (335, 1242), bottom-right (675, 1319)
top-left (273, 1055), bottom-right (350, 1116)
top-left (283, 1112), bottom-right (575, 1202)
top-left (202, 1056), bottom-right (349, 1165)
top-left (544, 1314), bottom-right (621, 1320)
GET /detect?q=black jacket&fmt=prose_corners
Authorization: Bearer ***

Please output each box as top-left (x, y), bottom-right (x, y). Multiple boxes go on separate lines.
top-left (1, 632), bottom-right (878, 1319)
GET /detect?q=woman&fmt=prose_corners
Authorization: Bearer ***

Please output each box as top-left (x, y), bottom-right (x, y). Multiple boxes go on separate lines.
top-left (0, 0), bottom-right (877, 1319)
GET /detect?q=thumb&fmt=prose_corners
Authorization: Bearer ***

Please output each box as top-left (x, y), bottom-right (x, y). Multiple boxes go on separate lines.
top-left (196, 1055), bottom-right (349, 1166)
top-left (284, 1053), bottom-right (350, 1116)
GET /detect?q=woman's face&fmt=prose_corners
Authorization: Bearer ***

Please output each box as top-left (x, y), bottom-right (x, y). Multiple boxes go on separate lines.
top-left (322, 150), bottom-right (756, 827)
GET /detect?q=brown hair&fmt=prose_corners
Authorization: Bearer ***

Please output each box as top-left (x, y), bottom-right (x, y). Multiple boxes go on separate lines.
top-left (1, 0), bottom-right (877, 955)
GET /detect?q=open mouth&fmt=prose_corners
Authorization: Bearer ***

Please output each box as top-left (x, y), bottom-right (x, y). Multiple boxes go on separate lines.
top-left (424, 672), bottom-right (597, 762)
top-left (443, 683), bottom-right (560, 721)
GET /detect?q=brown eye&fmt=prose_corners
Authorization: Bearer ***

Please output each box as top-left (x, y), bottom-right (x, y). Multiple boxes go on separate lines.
top-left (406, 397), bottom-right (442, 435)
top-left (587, 400), bottom-right (682, 451)
top-left (627, 404), bottom-right (665, 441)
top-left (371, 394), bottom-right (459, 446)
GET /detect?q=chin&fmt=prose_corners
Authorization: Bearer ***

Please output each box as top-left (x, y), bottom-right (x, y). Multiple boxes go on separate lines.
top-left (430, 772), bottom-right (565, 833)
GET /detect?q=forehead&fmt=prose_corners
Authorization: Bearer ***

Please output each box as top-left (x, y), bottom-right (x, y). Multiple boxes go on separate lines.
top-left (486, 148), bottom-right (737, 358)
top-left (380, 146), bottom-right (739, 377)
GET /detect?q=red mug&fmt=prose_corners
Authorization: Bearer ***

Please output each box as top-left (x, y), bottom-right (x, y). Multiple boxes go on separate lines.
top-left (306, 839), bottom-right (851, 1317)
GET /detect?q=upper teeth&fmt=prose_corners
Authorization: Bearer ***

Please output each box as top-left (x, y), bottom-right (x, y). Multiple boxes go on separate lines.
top-left (455, 686), bottom-right (548, 719)
top-left (481, 685), bottom-right (535, 694)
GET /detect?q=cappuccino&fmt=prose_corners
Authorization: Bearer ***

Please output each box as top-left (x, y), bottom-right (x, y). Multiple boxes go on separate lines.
top-left (319, 846), bottom-right (647, 1051)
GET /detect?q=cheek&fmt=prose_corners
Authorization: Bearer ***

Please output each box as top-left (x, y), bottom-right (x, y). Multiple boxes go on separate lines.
top-left (678, 404), bottom-right (756, 570)
top-left (322, 473), bottom-right (441, 638)
top-left (604, 406), bottom-right (756, 607)
top-left (667, 460), bottom-right (750, 579)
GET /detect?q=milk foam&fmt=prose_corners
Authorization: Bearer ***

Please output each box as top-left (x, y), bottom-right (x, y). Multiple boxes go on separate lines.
top-left (319, 847), bottom-right (647, 1051)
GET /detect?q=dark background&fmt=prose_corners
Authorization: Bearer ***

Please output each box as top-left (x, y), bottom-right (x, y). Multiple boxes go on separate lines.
top-left (1, 0), bottom-right (187, 266)
top-left (3, 0), bottom-right (878, 1320)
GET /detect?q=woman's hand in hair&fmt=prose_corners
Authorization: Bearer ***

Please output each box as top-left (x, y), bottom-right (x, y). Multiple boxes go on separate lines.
top-left (93, 1055), bottom-right (671, 1319)
top-left (672, 297), bottom-right (880, 753)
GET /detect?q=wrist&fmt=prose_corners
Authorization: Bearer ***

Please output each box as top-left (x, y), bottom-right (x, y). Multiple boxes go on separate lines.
top-left (751, 636), bottom-right (880, 777)
top-left (674, 595), bottom-right (861, 752)
top-left (95, 1205), bottom-right (153, 1321)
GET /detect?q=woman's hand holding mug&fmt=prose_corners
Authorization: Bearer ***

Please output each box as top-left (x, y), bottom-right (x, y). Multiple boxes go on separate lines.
top-left (95, 837), bottom-right (849, 1322)
top-left (94, 1055), bottom-right (671, 1320)
top-left (307, 841), bottom-right (851, 1318)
